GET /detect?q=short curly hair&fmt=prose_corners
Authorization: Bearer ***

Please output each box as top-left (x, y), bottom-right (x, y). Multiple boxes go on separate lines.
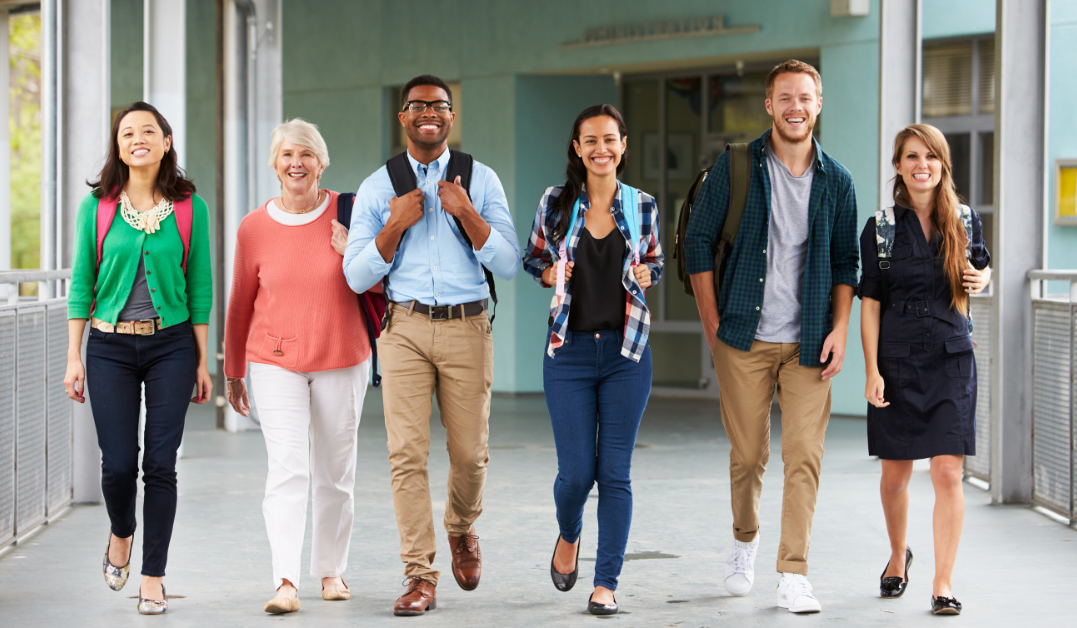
top-left (766, 59), bottom-right (822, 99)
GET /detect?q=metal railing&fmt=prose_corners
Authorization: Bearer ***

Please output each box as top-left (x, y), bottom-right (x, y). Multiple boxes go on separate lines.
top-left (965, 290), bottom-right (993, 483)
top-left (1029, 270), bottom-right (1077, 523)
top-left (0, 270), bottom-right (72, 547)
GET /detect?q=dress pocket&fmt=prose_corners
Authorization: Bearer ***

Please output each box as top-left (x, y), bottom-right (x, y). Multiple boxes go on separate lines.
top-left (259, 333), bottom-right (299, 369)
top-left (944, 335), bottom-right (974, 378)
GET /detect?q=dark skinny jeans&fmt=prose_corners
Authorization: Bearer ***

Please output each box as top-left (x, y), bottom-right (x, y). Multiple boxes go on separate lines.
top-left (86, 321), bottom-right (197, 577)
top-left (543, 328), bottom-right (651, 591)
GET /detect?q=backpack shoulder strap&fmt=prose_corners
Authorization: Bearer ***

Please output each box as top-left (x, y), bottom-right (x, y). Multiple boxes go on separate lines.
top-left (958, 204), bottom-right (973, 258)
top-left (337, 192), bottom-right (356, 228)
top-left (96, 195), bottom-right (120, 270)
top-left (174, 196), bottom-right (193, 273)
top-left (385, 151), bottom-right (417, 198)
top-left (721, 143), bottom-right (751, 247)
top-left (875, 207), bottom-right (897, 260)
top-left (447, 150), bottom-right (474, 200)
top-left (618, 182), bottom-right (642, 248)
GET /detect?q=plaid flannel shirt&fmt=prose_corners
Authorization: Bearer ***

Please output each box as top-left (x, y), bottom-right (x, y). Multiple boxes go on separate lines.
top-left (522, 184), bottom-right (663, 362)
top-left (683, 129), bottom-right (859, 366)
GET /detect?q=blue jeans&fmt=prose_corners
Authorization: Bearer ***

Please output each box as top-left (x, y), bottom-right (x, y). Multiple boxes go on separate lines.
top-left (86, 321), bottom-right (197, 577)
top-left (543, 328), bottom-right (651, 590)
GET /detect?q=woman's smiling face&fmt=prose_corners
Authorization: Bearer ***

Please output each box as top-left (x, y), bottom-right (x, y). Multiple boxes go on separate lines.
top-left (573, 115), bottom-right (626, 179)
top-left (117, 110), bottom-right (170, 169)
top-left (275, 140), bottom-right (324, 196)
top-left (896, 135), bottom-right (942, 194)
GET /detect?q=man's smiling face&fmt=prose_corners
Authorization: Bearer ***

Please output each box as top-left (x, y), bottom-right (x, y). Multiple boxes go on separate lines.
top-left (399, 84), bottom-right (456, 149)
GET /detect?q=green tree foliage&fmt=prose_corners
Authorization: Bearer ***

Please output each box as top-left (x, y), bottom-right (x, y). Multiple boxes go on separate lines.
top-left (10, 13), bottom-right (41, 274)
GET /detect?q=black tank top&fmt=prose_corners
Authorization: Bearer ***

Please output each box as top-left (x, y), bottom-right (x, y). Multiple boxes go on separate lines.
top-left (568, 227), bottom-right (627, 331)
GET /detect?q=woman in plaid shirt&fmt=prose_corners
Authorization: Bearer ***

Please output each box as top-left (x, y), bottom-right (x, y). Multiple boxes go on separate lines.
top-left (522, 104), bottom-right (662, 616)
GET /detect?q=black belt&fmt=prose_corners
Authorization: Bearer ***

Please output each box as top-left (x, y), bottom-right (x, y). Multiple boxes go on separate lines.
top-left (392, 299), bottom-right (488, 321)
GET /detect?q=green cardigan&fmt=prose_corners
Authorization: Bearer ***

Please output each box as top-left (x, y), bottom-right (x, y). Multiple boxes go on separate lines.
top-left (68, 191), bottom-right (213, 327)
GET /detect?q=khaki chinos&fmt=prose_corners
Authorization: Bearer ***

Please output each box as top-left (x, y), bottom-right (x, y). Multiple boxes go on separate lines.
top-left (713, 338), bottom-right (831, 575)
top-left (379, 302), bottom-right (494, 585)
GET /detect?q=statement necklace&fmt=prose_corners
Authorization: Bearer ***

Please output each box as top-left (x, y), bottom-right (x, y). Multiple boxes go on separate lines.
top-left (120, 191), bottom-right (173, 234)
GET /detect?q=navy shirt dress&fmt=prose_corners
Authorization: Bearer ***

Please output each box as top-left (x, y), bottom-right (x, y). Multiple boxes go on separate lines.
top-left (858, 205), bottom-right (991, 460)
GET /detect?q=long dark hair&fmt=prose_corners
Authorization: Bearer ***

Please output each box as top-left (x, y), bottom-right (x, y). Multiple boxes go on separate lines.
top-left (88, 102), bottom-right (195, 201)
top-left (551, 104), bottom-right (628, 244)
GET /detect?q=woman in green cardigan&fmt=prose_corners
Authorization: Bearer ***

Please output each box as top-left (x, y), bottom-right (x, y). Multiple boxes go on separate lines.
top-left (63, 102), bottom-right (213, 615)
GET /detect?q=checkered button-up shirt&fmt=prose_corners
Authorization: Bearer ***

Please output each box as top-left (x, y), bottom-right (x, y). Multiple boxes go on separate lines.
top-left (683, 129), bottom-right (859, 367)
top-left (522, 184), bottom-right (663, 362)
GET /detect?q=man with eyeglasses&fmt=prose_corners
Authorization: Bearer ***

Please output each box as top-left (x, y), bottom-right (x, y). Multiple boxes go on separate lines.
top-left (343, 74), bottom-right (520, 616)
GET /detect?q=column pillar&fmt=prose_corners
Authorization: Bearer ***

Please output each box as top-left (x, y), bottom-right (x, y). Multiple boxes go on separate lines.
top-left (0, 7), bottom-right (10, 302)
top-left (144, 0), bottom-right (186, 168)
top-left (877, 0), bottom-right (920, 208)
top-left (990, 0), bottom-right (1049, 504)
top-left (58, 0), bottom-right (111, 503)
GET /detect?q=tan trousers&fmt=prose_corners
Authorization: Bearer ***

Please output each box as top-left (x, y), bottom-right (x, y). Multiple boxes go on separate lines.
top-left (380, 303), bottom-right (493, 584)
top-left (713, 339), bottom-right (831, 575)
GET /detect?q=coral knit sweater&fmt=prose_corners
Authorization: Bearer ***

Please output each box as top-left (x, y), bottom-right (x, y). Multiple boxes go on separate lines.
top-left (225, 190), bottom-right (371, 378)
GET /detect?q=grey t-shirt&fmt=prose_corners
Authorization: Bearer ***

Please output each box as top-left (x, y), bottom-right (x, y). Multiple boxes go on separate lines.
top-left (117, 255), bottom-right (158, 321)
top-left (755, 144), bottom-right (814, 343)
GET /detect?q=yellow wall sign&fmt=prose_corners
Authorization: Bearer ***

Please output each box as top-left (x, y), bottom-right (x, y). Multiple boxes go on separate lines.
top-left (1058, 161), bottom-right (1077, 225)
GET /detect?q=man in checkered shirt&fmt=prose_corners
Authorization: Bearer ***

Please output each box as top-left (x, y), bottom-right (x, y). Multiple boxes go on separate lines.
top-left (683, 59), bottom-right (859, 615)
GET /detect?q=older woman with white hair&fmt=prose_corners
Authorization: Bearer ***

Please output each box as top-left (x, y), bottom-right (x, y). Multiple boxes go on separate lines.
top-left (224, 118), bottom-right (372, 614)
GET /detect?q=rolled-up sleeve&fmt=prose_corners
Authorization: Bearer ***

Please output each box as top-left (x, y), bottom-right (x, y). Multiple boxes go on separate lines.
top-left (858, 218), bottom-right (882, 301)
top-left (343, 176), bottom-right (391, 294)
top-left (830, 178), bottom-right (860, 289)
top-left (473, 166), bottom-right (520, 281)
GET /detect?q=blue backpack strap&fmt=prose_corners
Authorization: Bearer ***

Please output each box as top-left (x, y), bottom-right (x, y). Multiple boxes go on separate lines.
top-left (619, 182), bottom-right (642, 252)
top-left (337, 192), bottom-right (356, 227)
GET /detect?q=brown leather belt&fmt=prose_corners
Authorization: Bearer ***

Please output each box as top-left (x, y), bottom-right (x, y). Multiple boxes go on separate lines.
top-left (92, 317), bottom-right (164, 335)
top-left (392, 299), bottom-right (488, 321)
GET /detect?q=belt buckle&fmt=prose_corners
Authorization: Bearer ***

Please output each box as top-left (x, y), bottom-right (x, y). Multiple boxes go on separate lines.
top-left (138, 319), bottom-right (157, 335)
top-left (428, 305), bottom-right (450, 321)
top-left (914, 301), bottom-right (930, 318)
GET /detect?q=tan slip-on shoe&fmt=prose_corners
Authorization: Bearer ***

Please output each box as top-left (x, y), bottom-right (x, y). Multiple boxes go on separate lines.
top-left (322, 578), bottom-right (351, 601)
top-left (264, 595), bottom-right (301, 614)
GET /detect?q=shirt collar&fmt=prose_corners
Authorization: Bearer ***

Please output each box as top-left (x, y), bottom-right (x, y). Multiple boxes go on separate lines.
top-left (759, 128), bottom-right (826, 172)
top-left (405, 147), bottom-right (450, 176)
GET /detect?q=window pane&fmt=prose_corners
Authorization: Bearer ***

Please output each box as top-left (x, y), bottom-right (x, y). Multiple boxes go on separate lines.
top-left (707, 72), bottom-right (771, 142)
top-left (944, 133), bottom-right (971, 203)
top-left (980, 131), bottom-right (994, 206)
top-left (923, 42), bottom-right (973, 118)
top-left (978, 38), bottom-right (995, 114)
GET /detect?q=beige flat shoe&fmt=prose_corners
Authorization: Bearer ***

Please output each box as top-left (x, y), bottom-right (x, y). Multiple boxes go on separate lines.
top-left (322, 578), bottom-right (350, 601)
top-left (264, 595), bottom-right (301, 614)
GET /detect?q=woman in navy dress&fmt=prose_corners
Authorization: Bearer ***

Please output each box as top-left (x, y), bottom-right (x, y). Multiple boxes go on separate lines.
top-left (858, 124), bottom-right (991, 616)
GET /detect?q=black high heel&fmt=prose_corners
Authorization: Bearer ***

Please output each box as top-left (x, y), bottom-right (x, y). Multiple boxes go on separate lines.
top-left (880, 546), bottom-right (913, 598)
top-left (588, 592), bottom-right (618, 615)
top-left (549, 535), bottom-right (580, 592)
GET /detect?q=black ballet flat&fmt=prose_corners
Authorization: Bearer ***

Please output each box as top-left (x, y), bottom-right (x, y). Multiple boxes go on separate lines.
top-left (880, 546), bottom-right (913, 598)
top-left (588, 592), bottom-right (618, 615)
top-left (550, 535), bottom-right (580, 592)
top-left (932, 595), bottom-right (962, 615)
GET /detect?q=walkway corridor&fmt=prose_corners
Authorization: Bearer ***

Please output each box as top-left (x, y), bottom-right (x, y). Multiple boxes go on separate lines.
top-left (1, 391), bottom-right (1074, 627)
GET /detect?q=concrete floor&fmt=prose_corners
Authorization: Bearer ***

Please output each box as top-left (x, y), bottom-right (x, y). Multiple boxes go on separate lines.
top-left (2, 390), bottom-right (1076, 627)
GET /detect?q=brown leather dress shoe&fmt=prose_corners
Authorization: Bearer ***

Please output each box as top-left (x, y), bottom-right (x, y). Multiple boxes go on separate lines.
top-left (447, 528), bottom-right (482, 591)
top-left (394, 578), bottom-right (437, 616)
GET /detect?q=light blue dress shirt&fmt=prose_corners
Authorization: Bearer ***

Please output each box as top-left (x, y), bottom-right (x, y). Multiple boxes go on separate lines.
top-left (343, 149), bottom-right (521, 306)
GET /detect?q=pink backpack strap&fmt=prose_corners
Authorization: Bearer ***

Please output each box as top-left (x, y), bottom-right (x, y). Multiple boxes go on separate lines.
top-left (96, 195), bottom-right (120, 271)
top-left (173, 196), bottom-right (193, 273)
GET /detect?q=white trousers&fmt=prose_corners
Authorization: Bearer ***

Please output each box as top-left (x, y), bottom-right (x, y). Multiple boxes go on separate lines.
top-left (250, 360), bottom-right (369, 589)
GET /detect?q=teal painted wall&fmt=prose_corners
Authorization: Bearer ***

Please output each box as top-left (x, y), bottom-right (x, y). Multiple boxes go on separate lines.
top-left (1047, 3), bottom-right (1077, 272)
top-left (922, 0), bottom-right (995, 39)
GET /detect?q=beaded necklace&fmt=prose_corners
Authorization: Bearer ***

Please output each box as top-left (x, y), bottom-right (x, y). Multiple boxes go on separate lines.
top-left (120, 191), bottom-right (174, 234)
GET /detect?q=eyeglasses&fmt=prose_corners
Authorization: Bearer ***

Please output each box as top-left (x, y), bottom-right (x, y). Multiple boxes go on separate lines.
top-left (403, 100), bottom-right (452, 114)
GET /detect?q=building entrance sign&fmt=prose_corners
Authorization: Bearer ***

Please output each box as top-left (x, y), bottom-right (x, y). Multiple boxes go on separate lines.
top-left (560, 15), bottom-right (760, 49)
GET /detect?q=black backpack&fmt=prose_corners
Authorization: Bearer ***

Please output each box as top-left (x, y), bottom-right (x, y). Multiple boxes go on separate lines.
top-left (673, 143), bottom-right (751, 306)
top-left (384, 150), bottom-right (497, 322)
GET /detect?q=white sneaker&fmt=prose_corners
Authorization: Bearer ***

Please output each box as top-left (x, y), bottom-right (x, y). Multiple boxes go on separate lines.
top-left (724, 536), bottom-right (759, 596)
top-left (777, 573), bottom-right (822, 613)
